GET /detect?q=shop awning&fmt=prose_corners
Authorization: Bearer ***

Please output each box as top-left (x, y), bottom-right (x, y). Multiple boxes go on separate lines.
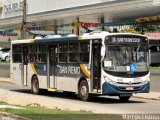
top-left (145, 33), bottom-right (160, 40)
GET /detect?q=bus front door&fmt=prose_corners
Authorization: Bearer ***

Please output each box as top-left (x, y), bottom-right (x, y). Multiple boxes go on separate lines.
top-left (48, 45), bottom-right (58, 88)
top-left (92, 42), bottom-right (101, 92)
top-left (22, 45), bottom-right (29, 86)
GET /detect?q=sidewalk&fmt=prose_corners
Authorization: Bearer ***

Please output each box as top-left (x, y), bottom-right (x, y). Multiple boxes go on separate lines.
top-left (133, 92), bottom-right (160, 100)
top-left (0, 77), bottom-right (160, 100)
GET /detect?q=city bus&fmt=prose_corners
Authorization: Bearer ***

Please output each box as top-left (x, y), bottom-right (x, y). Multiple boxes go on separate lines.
top-left (10, 31), bottom-right (150, 101)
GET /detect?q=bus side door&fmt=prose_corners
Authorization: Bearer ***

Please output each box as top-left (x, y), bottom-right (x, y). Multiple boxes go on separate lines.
top-left (91, 40), bottom-right (101, 92)
top-left (11, 45), bottom-right (23, 86)
top-left (48, 45), bottom-right (58, 88)
top-left (22, 45), bottom-right (29, 86)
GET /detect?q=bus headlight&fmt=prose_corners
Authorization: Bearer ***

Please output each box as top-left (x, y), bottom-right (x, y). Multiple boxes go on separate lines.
top-left (142, 78), bottom-right (149, 85)
top-left (103, 75), bottom-right (116, 85)
top-left (108, 80), bottom-right (116, 85)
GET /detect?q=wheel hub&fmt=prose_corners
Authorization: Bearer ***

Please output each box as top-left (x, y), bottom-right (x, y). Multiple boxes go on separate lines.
top-left (81, 86), bottom-right (87, 96)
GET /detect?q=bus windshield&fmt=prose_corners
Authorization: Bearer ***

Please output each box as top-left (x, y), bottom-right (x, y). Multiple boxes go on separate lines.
top-left (103, 44), bottom-right (149, 72)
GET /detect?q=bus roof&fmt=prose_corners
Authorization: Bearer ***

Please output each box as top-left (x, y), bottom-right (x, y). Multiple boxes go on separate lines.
top-left (80, 31), bottom-right (147, 40)
top-left (11, 31), bottom-right (147, 44)
top-left (11, 36), bottom-right (78, 44)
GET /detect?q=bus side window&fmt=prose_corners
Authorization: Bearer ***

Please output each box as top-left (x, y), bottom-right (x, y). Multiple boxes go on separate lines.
top-left (13, 54), bottom-right (22, 63)
top-left (29, 45), bottom-right (37, 63)
top-left (37, 44), bottom-right (46, 63)
top-left (59, 43), bottom-right (68, 63)
top-left (69, 42), bottom-right (78, 63)
top-left (79, 42), bottom-right (89, 63)
top-left (12, 45), bottom-right (22, 63)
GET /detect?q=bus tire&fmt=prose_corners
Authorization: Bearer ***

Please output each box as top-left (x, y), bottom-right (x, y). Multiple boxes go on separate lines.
top-left (31, 76), bottom-right (40, 95)
top-left (78, 80), bottom-right (90, 101)
top-left (119, 96), bottom-right (130, 102)
top-left (5, 56), bottom-right (10, 62)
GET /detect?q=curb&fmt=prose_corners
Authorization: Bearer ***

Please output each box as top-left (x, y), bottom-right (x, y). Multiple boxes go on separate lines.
top-left (133, 96), bottom-right (160, 101)
top-left (133, 92), bottom-right (160, 101)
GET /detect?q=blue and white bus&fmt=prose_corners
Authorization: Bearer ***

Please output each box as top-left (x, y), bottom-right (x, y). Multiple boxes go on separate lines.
top-left (11, 31), bottom-right (150, 101)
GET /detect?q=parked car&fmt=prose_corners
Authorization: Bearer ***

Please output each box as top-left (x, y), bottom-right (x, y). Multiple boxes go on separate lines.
top-left (0, 48), bottom-right (10, 62)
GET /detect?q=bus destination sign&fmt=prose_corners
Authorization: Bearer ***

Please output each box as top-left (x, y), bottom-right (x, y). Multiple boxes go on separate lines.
top-left (112, 37), bottom-right (140, 43)
top-left (105, 35), bottom-right (147, 44)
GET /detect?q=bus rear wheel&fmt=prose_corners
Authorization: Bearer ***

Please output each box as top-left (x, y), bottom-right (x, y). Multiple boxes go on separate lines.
top-left (31, 76), bottom-right (40, 95)
top-left (78, 80), bottom-right (90, 101)
top-left (119, 96), bottom-right (131, 102)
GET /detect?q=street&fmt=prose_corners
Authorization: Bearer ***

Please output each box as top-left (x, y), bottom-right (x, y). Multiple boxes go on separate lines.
top-left (0, 81), bottom-right (160, 114)
top-left (150, 71), bottom-right (160, 92)
top-left (0, 63), bottom-right (10, 78)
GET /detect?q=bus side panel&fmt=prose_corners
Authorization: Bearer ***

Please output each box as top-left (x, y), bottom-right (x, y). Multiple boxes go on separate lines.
top-left (11, 63), bottom-right (22, 86)
top-left (55, 63), bottom-right (90, 93)
top-left (38, 76), bottom-right (48, 89)
top-left (56, 77), bottom-right (78, 92)
top-left (27, 64), bottom-right (36, 87)
top-left (27, 63), bottom-right (48, 89)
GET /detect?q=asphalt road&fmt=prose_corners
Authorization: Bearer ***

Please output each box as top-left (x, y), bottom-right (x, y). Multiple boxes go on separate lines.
top-left (0, 62), bottom-right (10, 78)
top-left (0, 81), bottom-right (160, 114)
top-left (150, 72), bottom-right (160, 92)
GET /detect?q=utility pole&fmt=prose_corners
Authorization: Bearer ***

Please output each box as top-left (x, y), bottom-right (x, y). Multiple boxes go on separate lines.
top-left (21, 0), bottom-right (27, 39)
top-left (101, 15), bottom-right (105, 31)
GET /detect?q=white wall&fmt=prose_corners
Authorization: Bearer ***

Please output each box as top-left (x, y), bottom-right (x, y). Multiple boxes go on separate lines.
top-left (27, 0), bottom-right (114, 14)
top-left (1, 0), bottom-right (117, 18)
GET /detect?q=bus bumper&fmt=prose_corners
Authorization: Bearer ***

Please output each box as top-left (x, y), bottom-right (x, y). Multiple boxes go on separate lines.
top-left (102, 82), bottom-right (150, 95)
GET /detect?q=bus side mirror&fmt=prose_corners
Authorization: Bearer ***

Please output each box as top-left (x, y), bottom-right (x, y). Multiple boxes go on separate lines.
top-left (148, 49), bottom-right (151, 66)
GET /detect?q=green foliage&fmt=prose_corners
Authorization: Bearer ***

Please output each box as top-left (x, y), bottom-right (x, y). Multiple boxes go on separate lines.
top-left (121, 24), bottom-right (160, 34)
top-left (0, 103), bottom-right (123, 120)
top-left (0, 106), bottom-right (123, 120)
top-left (121, 26), bottom-right (138, 33)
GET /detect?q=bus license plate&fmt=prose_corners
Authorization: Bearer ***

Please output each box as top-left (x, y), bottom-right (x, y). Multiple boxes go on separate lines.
top-left (126, 86), bottom-right (134, 90)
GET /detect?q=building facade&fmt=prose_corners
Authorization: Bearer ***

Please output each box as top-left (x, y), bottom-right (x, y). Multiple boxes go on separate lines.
top-left (0, 0), bottom-right (159, 44)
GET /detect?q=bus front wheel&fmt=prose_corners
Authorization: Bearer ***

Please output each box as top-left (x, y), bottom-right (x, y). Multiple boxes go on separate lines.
top-left (31, 76), bottom-right (40, 95)
top-left (78, 80), bottom-right (90, 101)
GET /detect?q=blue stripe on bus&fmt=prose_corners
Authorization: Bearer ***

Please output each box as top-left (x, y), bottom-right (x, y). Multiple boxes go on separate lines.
top-left (102, 82), bottom-right (150, 94)
top-left (34, 36), bottom-right (78, 43)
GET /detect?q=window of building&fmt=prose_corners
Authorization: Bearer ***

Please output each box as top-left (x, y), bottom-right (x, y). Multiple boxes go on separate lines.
top-left (150, 46), bottom-right (160, 52)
